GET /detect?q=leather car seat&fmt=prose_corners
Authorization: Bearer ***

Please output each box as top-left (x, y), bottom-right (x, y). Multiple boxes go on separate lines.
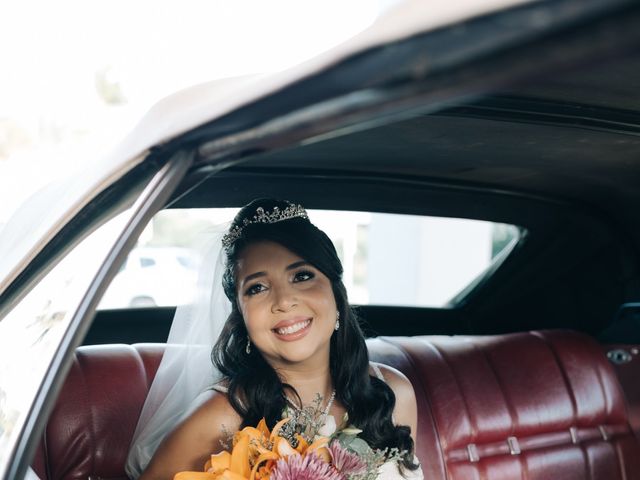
top-left (32, 330), bottom-right (640, 479)
top-left (369, 330), bottom-right (640, 479)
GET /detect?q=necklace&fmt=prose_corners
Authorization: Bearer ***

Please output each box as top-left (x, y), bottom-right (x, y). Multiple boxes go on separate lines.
top-left (286, 389), bottom-right (336, 417)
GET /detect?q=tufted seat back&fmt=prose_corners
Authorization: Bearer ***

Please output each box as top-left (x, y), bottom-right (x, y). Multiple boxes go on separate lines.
top-left (368, 330), bottom-right (640, 479)
top-left (33, 330), bottom-right (640, 479)
top-left (33, 344), bottom-right (164, 480)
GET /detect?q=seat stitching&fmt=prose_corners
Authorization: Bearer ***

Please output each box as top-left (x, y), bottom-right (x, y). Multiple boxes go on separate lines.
top-left (530, 331), bottom-right (592, 480)
top-left (379, 337), bottom-right (448, 479)
top-left (406, 338), bottom-right (479, 468)
top-left (593, 353), bottom-right (629, 480)
top-left (615, 439), bottom-right (629, 480)
top-left (473, 340), bottom-right (517, 439)
top-left (133, 345), bottom-right (153, 391)
top-left (585, 337), bottom-right (625, 480)
top-left (584, 432), bottom-right (594, 480)
top-left (591, 347), bottom-right (610, 419)
top-left (429, 342), bottom-right (478, 445)
top-left (530, 331), bottom-right (579, 423)
top-left (473, 341), bottom-right (528, 480)
top-left (479, 457), bottom-right (487, 480)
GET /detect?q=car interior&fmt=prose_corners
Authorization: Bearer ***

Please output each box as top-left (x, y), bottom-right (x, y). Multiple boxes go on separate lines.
top-left (27, 3), bottom-right (640, 479)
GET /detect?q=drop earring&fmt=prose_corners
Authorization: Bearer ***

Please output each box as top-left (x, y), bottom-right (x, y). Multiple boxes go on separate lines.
top-left (335, 311), bottom-right (340, 331)
top-left (245, 337), bottom-right (251, 354)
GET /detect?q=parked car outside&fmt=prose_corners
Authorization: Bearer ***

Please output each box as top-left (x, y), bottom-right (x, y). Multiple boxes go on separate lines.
top-left (99, 247), bottom-right (199, 308)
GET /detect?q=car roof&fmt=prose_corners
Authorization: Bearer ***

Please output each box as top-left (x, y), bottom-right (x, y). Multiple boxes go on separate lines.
top-left (2, 0), bottom-right (638, 319)
top-left (0, 0), bottom-right (539, 296)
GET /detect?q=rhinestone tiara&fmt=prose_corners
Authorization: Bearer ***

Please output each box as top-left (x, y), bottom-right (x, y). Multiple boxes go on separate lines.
top-left (222, 203), bottom-right (308, 251)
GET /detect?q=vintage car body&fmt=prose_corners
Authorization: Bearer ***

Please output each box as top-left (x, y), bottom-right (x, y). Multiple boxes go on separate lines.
top-left (1, 0), bottom-right (640, 479)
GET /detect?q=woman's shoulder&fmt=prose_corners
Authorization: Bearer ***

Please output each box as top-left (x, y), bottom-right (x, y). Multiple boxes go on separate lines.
top-left (167, 388), bottom-right (240, 446)
top-left (369, 362), bottom-right (413, 392)
top-left (161, 387), bottom-right (240, 454)
top-left (138, 389), bottom-right (241, 479)
top-left (199, 384), bottom-right (242, 428)
top-left (368, 362), bottom-right (418, 438)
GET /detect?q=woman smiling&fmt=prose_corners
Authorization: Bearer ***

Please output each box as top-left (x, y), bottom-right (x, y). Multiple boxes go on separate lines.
top-left (133, 199), bottom-right (423, 480)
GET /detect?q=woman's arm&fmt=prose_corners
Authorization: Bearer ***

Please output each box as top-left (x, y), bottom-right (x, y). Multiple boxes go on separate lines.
top-left (139, 390), bottom-right (242, 480)
top-left (371, 363), bottom-right (418, 444)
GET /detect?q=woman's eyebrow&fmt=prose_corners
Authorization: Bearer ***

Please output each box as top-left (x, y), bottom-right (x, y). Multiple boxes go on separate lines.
top-left (241, 261), bottom-right (308, 286)
top-left (286, 261), bottom-right (309, 271)
top-left (241, 271), bottom-right (266, 286)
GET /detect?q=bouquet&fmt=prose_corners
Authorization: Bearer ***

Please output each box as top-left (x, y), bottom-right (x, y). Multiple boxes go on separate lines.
top-left (174, 395), bottom-right (403, 480)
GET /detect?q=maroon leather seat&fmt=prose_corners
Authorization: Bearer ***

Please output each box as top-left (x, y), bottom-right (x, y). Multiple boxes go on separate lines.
top-left (33, 344), bottom-right (164, 480)
top-left (33, 330), bottom-right (640, 479)
top-left (368, 330), bottom-right (640, 479)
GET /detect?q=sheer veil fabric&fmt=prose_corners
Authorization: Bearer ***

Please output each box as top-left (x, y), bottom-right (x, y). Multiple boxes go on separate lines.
top-left (125, 226), bottom-right (230, 479)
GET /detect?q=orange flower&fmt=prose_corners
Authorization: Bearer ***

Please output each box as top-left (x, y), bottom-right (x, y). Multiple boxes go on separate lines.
top-left (249, 451), bottom-right (278, 480)
top-left (205, 451), bottom-right (231, 473)
top-left (173, 417), bottom-right (334, 480)
top-left (174, 473), bottom-right (218, 480)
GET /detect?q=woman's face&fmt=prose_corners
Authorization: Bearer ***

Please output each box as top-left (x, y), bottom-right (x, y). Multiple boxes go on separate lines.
top-left (235, 240), bottom-right (338, 369)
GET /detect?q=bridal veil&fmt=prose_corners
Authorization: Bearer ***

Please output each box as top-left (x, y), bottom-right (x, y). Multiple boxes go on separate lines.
top-left (125, 226), bottom-right (230, 479)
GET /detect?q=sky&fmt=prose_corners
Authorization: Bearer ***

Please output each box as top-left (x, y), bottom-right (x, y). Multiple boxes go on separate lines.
top-left (0, 0), bottom-right (396, 225)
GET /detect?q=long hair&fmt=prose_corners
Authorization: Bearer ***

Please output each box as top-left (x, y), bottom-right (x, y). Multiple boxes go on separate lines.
top-left (211, 199), bottom-right (417, 470)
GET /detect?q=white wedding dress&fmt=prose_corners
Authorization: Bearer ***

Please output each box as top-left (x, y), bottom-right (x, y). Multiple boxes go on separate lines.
top-left (378, 459), bottom-right (424, 480)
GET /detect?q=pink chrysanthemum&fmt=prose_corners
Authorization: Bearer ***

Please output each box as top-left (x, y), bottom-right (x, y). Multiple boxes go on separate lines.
top-left (328, 441), bottom-right (368, 476)
top-left (271, 453), bottom-right (344, 480)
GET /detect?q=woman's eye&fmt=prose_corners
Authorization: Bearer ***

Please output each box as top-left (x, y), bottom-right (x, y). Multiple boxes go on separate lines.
top-left (293, 270), bottom-right (315, 282)
top-left (245, 284), bottom-right (266, 296)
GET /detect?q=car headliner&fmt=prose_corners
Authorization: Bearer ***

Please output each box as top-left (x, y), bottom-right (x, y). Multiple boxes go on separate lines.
top-left (162, 2), bottom-right (640, 337)
top-left (170, 5), bottom-right (640, 247)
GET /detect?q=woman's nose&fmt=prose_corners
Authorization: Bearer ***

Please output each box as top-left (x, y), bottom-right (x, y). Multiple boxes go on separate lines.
top-left (271, 282), bottom-right (297, 312)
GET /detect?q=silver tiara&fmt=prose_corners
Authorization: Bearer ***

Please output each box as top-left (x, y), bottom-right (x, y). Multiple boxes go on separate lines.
top-left (222, 204), bottom-right (308, 250)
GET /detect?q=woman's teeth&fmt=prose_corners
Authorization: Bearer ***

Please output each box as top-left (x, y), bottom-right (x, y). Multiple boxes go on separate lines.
top-left (275, 319), bottom-right (311, 335)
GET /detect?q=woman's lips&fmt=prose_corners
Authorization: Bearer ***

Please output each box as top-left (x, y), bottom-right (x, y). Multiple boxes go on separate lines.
top-left (272, 317), bottom-right (312, 341)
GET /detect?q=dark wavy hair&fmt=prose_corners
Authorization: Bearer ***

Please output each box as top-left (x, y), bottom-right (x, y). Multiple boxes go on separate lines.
top-left (211, 199), bottom-right (417, 471)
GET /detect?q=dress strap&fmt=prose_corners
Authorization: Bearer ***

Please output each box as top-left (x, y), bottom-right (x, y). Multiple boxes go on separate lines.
top-left (370, 363), bottom-right (397, 424)
top-left (211, 384), bottom-right (228, 393)
top-left (211, 383), bottom-right (247, 411)
top-left (371, 363), bottom-right (385, 382)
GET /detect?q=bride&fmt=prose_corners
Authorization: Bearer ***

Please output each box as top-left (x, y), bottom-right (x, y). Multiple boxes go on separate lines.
top-left (128, 198), bottom-right (423, 479)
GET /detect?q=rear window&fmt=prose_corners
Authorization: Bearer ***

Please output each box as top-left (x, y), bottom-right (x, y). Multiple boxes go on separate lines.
top-left (99, 209), bottom-right (522, 309)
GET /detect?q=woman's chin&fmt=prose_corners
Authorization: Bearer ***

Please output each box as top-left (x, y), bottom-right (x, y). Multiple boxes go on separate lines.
top-left (268, 341), bottom-right (330, 367)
